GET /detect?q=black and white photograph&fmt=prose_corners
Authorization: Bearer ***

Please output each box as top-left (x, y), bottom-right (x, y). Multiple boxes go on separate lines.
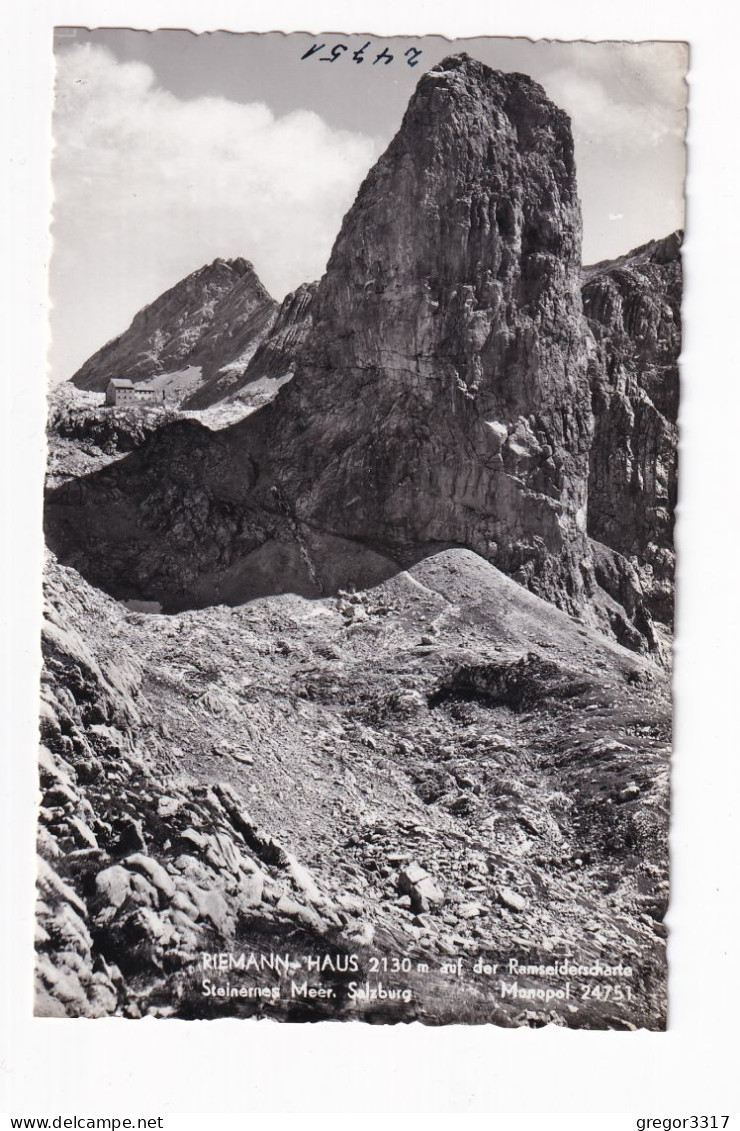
top-left (36, 29), bottom-right (686, 1030)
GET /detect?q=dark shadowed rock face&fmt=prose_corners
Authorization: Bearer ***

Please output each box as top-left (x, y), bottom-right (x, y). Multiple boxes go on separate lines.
top-left (584, 232), bottom-right (681, 623)
top-left (265, 54), bottom-right (595, 614)
top-left (71, 257), bottom-right (277, 393)
top-left (183, 281), bottom-right (318, 409)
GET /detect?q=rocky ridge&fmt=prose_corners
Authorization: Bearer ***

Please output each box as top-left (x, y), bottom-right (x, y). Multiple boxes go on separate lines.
top-left (583, 233), bottom-right (682, 625)
top-left (183, 281), bottom-right (318, 410)
top-left (70, 257), bottom-right (277, 404)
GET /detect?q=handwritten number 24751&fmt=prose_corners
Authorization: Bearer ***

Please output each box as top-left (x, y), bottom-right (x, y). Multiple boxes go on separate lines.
top-left (301, 42), bottom-right (423, 67)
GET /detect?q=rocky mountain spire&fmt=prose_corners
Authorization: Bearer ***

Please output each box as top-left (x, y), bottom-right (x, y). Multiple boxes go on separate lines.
top-left (260, 54), bottom-right (595, 612)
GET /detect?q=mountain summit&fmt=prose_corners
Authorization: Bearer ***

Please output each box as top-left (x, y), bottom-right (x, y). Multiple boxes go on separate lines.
top-left (259, 54), bottom-right (594, 613)
top-left (70, 257), bottom-right (277, 401)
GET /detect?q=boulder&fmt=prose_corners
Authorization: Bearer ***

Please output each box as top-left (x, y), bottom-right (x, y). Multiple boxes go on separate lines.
top-left (398, 862), bottom-right (445, 913)
top-left (498, 887), bottom-right (528, 912)
top-left (124, 853), bottom-right (176, 901)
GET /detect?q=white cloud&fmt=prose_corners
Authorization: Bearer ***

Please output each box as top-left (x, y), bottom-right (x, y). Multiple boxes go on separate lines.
top-left (540, 42), bottom-right (687, 153)
top-left (50, 44), bottom-right (379, 380)
top-left (535, 43), bottom-right (686, 265)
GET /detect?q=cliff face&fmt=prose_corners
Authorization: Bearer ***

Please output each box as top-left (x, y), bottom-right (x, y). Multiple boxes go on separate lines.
top-left (583, 232), bottom-right (681, 623)
top-left (265, 55), bottom-right (595, 614)
top-left (70, 257), bottom-right (277, 396)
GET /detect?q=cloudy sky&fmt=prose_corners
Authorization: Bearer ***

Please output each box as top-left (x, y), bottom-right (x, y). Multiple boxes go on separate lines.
top-left (50, 31), bottom-right (687, 382)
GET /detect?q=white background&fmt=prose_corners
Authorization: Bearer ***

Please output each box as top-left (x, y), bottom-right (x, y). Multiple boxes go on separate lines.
top-left (1, 0), bottom-right (739, 1118)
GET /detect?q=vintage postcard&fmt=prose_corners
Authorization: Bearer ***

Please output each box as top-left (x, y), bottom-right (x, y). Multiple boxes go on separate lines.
top-left (38, 30), bottom-right (686, 1028)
